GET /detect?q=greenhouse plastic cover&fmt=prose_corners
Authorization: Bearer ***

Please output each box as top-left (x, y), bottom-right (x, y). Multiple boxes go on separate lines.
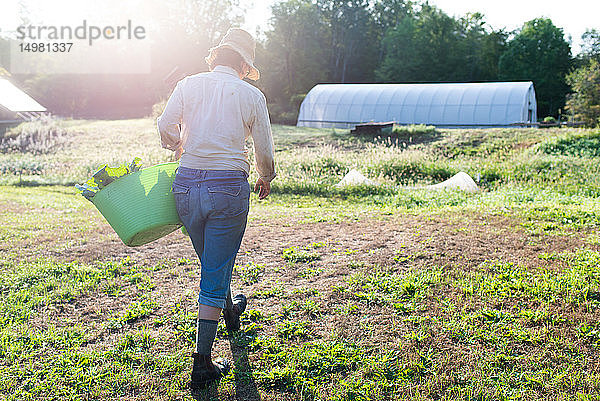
top-left (0, 78), bottom-right (47, 112)
top-left (297, 82), bottom-right (536, 129)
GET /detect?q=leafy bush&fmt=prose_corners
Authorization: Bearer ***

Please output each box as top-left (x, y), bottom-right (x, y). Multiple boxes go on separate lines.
top-left (566, 59), bottom-right (600, 127)
top-left (299, 157), bottom-right (346, 176)
top-left (509, 156), bottom-right (589, 184)
top-left (478, 165), bottom-right (504, 184)
top-left (537, 129), bottom-right (600, 157)
top-left (0, 116), bottom-right (68, 154)
top-left (0, 159), bottom-right (45, 176)
top-left (268, 103), bottom-right (299, 125)
top-left (372, 159), bottom-right (455, 184)
top-left (271, 181), bottom-right (396, 197)
top-left (289, 93), bottom-right (306, 111)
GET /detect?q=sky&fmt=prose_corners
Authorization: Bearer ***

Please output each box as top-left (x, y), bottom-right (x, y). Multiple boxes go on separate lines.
top-left (1, 0), bottom-right (599, 53)
top-left (430, 0), bottom-right (600, 54)
top-left (242, 0), bottom-right (600, 54)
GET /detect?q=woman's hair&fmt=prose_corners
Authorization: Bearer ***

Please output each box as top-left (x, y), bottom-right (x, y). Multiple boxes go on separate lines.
top-left (210, 47), bottom-right (244, 73)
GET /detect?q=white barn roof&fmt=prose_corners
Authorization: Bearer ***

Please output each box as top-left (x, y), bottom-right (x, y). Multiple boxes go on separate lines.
top-left (297, 82), bottom-right (536, 129)
top-left (0, 78), bottom-right (46, 112)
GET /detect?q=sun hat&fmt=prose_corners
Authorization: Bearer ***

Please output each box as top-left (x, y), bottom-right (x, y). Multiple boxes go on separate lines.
top-left (205, 28), bottom-right (260, 80)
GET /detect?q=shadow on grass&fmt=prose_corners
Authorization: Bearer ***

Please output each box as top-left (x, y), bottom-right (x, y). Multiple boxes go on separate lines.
top-left (191, 384), bottom-right (219, 401)
top-left (229, 337), bottom-right (261, 401)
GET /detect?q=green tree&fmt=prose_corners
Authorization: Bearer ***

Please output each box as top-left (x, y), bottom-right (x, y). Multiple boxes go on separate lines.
top-left (370, 0), bottom-right (413, 64)
top-left (572, 29), bottom-right (600, 71)
top-left (376, 4), bottom-right (474, 82)
top-left (259, 0), bottom-right (329, 122)
top-left (477, 29), bottom-right (508, 80)
top-left (580, 29), bottom-right (600, 62)
top-left (498, 18), bottom-right (571, 118)
top-left (261, 0), bottom-right (379, 122)
top-left (371, 0), bottom-right (413, 36)
top-left (261, 0), bottom-right (509, 123)
top-left (456, 13), bottom-right (507, 81)
top-left (566, 59), bottom-right (600, 126)
top-left (376, 5), bottom-right (506, 83)
top-left (318, 0), bottom-right (377, 83)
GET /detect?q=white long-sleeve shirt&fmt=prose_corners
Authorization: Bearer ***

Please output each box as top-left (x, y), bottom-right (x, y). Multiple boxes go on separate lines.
top-left (157, 65), bottom-right (276, 182)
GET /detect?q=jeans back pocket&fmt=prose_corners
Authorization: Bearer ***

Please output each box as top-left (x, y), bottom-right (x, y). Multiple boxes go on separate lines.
top-left (207, 182), bottom-right (249, 218)
top-left (172, 182), bottom-right (191, 217)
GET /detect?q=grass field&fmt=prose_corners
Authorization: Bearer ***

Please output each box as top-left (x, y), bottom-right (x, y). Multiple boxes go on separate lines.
top-left (1, 119), bottom-right (600, 400)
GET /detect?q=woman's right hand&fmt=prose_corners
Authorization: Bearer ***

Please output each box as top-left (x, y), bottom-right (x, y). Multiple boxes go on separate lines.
top-left (174, 145), bottom-right (184, 160)
top-left (254, 178), bottom-right (271, 200)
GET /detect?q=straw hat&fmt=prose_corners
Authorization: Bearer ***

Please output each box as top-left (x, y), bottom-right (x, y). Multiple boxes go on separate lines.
top-left (205, 28), bottom-right (260, 80)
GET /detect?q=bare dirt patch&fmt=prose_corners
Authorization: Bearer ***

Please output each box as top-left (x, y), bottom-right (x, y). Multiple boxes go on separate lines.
top-left (37, 212), bottom-right (591, 341)
top-left (54, 211), bottom-right (588, 270)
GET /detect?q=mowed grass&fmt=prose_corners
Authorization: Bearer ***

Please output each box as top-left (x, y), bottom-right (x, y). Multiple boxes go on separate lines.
top-left (0, 119), bottom-right (599, 400)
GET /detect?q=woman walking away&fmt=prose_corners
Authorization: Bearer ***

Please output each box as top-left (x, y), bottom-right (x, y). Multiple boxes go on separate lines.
top-left (157, 28), bottom-right (276, 393)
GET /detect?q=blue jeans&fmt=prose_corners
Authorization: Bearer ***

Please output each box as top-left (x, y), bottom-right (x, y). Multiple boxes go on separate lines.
top-left (172, 167), bottom-right (250, 309)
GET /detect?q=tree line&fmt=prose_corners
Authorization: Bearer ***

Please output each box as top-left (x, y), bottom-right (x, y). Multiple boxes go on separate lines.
top-left (259, 0), bottom-right (597, 124)
top-left (0, 0), bottom-right (598, 126)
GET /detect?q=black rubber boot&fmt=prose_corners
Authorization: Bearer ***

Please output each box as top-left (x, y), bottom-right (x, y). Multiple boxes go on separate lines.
top-left (223, 293), bottom-right (247, 332)
top-left (189, 353), bottom-right (231, 393)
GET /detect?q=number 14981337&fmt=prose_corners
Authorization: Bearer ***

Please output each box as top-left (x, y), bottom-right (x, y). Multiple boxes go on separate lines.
top-left (19, 42), bottom-right (73, 52)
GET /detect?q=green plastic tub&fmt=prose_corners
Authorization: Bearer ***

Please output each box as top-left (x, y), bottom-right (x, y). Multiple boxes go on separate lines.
top-left (92, 162), bottom-right (182, 247)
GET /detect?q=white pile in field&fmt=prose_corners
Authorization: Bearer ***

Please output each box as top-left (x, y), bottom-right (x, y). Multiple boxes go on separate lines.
top-left (335, 169), bottom-right (378, 187)
top-left (335, 169), bottom-right (478, 192)
top-left (427, 171), bottom-right (478, 192)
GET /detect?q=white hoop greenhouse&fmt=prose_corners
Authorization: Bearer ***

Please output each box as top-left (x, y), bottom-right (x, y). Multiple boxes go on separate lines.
top-left (296, 82), bottom-right (537, 129)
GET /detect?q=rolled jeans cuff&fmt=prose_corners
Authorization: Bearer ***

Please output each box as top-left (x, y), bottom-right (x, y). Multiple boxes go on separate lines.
top-left (198, 293), bottom-right (226, 309)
